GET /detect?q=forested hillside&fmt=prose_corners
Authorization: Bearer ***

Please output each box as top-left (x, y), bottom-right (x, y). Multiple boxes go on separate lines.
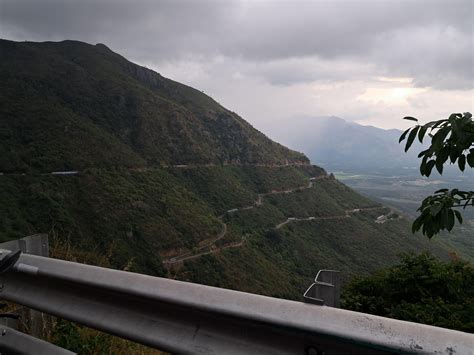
top-left (0, 40), bottom-right (453, 301)
top-left (0, 39), bottom-right (306, 173)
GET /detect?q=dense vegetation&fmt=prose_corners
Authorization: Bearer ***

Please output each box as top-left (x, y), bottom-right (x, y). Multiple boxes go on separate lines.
top-left (342, 253), bottom-right (474, 332)
top-left (52, 319), bottom-right (164, 355)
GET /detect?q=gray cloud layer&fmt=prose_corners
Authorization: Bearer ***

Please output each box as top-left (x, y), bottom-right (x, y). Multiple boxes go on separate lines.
top-left (1, 0), bottom-right (472, 90)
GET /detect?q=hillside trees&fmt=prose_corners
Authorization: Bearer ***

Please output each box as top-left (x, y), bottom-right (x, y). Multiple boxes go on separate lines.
top-left (399, 112), bottom-right (474, 238)
top-left (341, 253), bottom-right (474, 332)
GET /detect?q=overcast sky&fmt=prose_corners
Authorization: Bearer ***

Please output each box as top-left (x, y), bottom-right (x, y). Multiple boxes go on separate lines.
top-left (1, 0), bottom-right (472, 135)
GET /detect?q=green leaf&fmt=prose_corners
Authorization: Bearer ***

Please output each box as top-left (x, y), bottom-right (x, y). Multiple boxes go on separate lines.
top-left (458, 154), bottom-right (466, 171)
top-left (430, 203), bottom-right (443, 216)
top-left (441, 208), bottom-right (449, 227)
top-left (431, 127), bottom-right (450, 150)
top-left (424, 120), bottom-right (439, 127)
top-left (418, 126), bottom-right (428, 143)
top-left (425, 221), bottom-right (435, 239)
top-left (453, 210), bottom-right (463, 224)
top-left (447, 210), bottom-right (455, 231)
top-left (449, 113), bottom-right (462, 121)
top-left (467, 152), bottom-right (474, 168)
top-left (425, 160), bottom-right (436, 177)
top-left (435, 159), bottom-right (443, 175)
top-left (432, 120), bottom-right (447, 129)
top-left (405, 126), bottom-right (420, 152)
top-left (420, 155), bottom-right (428, 175)
top-left (417, 149), bottom-right (430, 158)
top-left (403, 116), bottom-right (419, 122)
top-left (399, 128), bottom-right (411, 143)
top-left (449, 149), bottom-right (458, 163)
top-left (435, 147), bottom-right (449, 175)
top-left (412, 215), bottom-right (423, 233)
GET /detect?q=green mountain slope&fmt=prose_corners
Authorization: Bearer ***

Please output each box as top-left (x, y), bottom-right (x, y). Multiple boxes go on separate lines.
top-left (0, 39), bottom-right (454, 302)
top-left (0, 39), bottom-right (306, 173)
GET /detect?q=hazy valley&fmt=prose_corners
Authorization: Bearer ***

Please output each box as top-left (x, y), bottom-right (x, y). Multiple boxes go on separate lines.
top-left (268, 116), bottom-right (474, 261)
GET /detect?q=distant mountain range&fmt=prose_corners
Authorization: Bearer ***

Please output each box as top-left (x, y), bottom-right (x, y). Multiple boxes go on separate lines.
top-left (268, 116), bottom-right (421, 173)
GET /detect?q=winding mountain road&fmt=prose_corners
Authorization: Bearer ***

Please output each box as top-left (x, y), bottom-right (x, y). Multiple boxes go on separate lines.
top-left (163, 182), bottom-right (401, 264)
top-left (0, 162), bottom-right (312, 176)
top-left (163, 175), bottom-right (328, 264)
top-left (274, 207), bottom-right (389, 230)
top-left (164, 235), bottom-right (246, 264)
top-left (162, 174), bottom-right (399, 265)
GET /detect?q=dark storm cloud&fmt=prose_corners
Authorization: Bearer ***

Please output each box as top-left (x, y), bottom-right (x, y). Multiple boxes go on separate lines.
top-left (1, 0), bottom-right (472, 90)
top-left (0, 0), bottom-right (234, 58)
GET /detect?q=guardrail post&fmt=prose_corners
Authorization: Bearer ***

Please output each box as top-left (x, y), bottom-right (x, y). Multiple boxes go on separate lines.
top-left (303, 270), bottom-right (341, 307)
top-left (0, 234), bottom-right (50, 338)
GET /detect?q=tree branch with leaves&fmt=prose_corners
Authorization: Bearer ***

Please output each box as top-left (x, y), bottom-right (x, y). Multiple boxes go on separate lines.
top-left (399, 112), bottom-right (474, 238)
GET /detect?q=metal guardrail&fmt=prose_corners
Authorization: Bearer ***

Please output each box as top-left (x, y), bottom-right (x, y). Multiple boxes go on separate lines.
top-left (0, 250), bottom-right (472, 354)
top-left (0, 234), bottom-right (49, 256)
top-left (0, 325), bottom-right (74, 355)
top-left (0, 235), bottom-right (75, 354)
top-left (0, 234), bottom-right (52, 341)
top-left (303, 270), bottom-right (341, 307)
